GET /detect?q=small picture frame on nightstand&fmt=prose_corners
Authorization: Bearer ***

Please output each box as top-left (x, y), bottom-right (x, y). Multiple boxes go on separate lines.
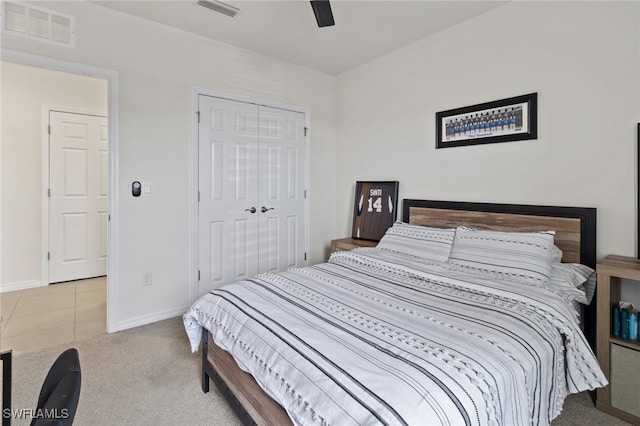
top-left (351, 181), bottom-right (399, 241)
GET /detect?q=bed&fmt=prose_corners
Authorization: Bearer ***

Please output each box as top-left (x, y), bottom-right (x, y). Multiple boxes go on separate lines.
top-left (183, 199), bottom-right (606, 426)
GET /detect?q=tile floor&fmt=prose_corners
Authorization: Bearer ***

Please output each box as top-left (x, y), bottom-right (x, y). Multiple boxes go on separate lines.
top-left (0, 276), bottom-right (106, 354)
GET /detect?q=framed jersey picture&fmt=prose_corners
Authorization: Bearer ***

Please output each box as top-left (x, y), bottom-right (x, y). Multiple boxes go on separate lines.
top-left (352, 181), bottom-right (399, 241)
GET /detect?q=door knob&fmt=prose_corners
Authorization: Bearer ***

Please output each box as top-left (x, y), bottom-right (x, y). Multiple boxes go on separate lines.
top-left (261, 206), bottom-right (274, 213)
top-left (245, 207), bottom-right (256, 214)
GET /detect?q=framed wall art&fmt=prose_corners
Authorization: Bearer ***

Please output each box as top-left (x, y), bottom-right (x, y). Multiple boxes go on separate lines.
top-left (436, 93), bottom-right (538, 149)
top-left (352, 181), bottom-right (399, 241)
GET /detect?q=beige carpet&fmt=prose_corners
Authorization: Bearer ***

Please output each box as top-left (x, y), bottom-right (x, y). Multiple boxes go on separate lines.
top-left (8, 316), bottom-right (630, 425)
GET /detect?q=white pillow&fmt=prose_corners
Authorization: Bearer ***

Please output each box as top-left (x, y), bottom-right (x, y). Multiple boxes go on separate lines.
top-left (447, 227), bottom-right (556, 287)
top-left (551, 245), bottom-right (563, 263)
top-left (377, 221), bottom-right (455, 263)
top-left (548, 263), bottom-right (595, 305)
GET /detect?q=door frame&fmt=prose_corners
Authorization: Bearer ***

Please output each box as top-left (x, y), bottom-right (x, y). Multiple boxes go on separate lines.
top-left (41, 107), bottom-right (108, 286)
top-left (190, 87), bottom-right (311, 303)
top-left (2, 49), bottom-right (120, 333)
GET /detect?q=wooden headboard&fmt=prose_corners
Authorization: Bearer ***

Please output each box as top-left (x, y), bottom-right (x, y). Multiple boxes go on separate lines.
top-left (403, 199), bottom-right (597, 268)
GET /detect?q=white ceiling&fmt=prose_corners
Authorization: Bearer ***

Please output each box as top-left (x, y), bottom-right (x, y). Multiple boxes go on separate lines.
top-left (94, 0), bottom-right (506, 75)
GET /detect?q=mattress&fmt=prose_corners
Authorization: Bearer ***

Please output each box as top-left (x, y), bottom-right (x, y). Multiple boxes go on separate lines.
top-left (184, 248), bottom-right (606, 426)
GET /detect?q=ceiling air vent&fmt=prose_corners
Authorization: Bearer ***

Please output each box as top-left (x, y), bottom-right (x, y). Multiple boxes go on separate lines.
top-left (1, 1), bottom-right (75, 47)
top-left (197, 0), bottom-right (239, 18)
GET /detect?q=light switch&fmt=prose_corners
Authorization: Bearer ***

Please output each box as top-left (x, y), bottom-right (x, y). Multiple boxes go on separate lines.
top-left (142, 182), bottom-right (152, 196)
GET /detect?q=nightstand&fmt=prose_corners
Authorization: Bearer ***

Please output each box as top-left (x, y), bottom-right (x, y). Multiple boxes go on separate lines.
top-left (595, 255), bottom-right (640, 424)
top-left (330, 238), bottom-right (377, 253)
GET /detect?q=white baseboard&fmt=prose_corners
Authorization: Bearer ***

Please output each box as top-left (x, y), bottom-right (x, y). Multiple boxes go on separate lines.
top-left (0, 279), bottom-right (42, 293)
top-left (116, 305), bottom-right (189, 332)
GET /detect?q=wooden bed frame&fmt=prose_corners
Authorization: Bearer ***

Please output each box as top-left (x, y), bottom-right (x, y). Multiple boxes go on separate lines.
top-left (200, 199), bottom-right (597, 426)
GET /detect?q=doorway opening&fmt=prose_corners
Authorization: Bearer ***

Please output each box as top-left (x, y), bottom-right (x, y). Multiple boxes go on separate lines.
top-left (1, 49), bottom-right (120, 335)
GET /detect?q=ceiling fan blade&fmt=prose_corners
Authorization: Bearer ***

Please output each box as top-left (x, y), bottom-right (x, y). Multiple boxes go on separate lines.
top-left (310, 1), bottom-right (335, 27)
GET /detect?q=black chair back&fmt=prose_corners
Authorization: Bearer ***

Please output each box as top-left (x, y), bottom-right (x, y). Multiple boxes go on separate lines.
top-left (30, 348), bottom-right (81, 426)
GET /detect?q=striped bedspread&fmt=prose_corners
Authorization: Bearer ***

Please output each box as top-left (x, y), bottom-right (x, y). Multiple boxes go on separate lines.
top-left (183, 248), bottom-right (606, 426)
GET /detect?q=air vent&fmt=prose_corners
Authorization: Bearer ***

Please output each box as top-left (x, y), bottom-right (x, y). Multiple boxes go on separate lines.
top-left (1, 1), bottom-right (75, 47)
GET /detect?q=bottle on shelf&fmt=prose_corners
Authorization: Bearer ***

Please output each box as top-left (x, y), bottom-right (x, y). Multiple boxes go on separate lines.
top-left (621, 307), bottom-right (630, 339)
top-left (630, 311), bottom-right (638, 340)
top-left (613, 305), bottom-right (621, 337)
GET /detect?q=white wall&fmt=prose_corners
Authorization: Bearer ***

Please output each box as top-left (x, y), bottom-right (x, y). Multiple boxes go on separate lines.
top-left (1, 61), bottom-right (108, 291)
top-left (336, 2), bottom-right (640, 263)
top-left (1, 1), bottom-right (337, 329)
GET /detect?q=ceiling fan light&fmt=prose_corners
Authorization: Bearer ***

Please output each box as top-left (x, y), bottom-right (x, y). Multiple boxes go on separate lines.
top-left (197, 0), bottom-right (239, 18)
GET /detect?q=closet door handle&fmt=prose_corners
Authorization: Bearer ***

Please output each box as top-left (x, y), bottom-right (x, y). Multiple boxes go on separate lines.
top-left (261, 206), bottom-right (274, 213)
top-left (245, 207), bottom-right (256, 214)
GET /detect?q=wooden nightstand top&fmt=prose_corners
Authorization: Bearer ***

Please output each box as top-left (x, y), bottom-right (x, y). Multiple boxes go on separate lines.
top-left (597, 255), bottom-right (640, 281)
top-left (330, 237), bottom-right (378, 253)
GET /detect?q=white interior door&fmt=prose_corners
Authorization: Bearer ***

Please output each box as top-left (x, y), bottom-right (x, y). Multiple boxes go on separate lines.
top-left (258, 106), bottom-right (306, 273)
top-left (198, 95), bottom-right (260, 295)
top-left (49, 111), bottom-right (108, 283)
top-left (197, 95), bottom-right (307, 296)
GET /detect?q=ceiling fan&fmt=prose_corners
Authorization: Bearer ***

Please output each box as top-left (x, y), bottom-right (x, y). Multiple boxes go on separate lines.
top-left (197, 0), bottom-right (335, 28)
top-left (310, 1), bottom-right (335, 27)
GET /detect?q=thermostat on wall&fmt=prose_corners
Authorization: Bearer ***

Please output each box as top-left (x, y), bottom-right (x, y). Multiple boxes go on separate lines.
top-left (132, 181), bottom-right (141, 197)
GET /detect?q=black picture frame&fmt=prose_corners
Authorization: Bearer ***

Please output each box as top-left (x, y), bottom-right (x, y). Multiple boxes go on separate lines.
top-left (436, 93), bottom-right (538, 149)
top-left (352, 181), bottom-right (399, 241)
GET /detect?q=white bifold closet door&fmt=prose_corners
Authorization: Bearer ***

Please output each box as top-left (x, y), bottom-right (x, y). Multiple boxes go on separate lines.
top-left (198, 95), bottom-right (307, 296)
